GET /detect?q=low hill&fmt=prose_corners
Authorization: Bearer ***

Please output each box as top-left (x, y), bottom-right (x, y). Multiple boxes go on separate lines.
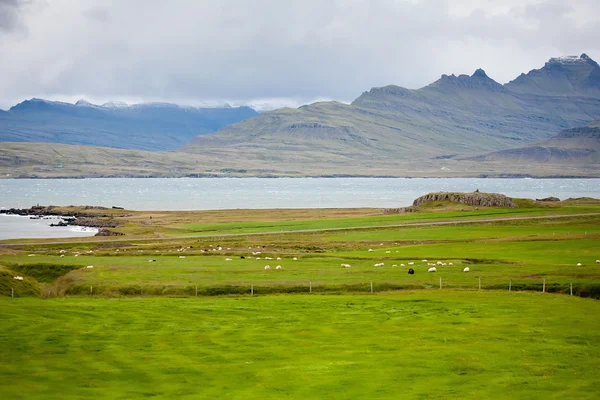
top-left (0, 99), bottom-right (258, 151)
top-left (467, 121), bottom-right (600, 165)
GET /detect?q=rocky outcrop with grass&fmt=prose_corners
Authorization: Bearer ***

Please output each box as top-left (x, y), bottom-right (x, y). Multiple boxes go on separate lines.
top-left (413, 191), bottom-right (518, 208)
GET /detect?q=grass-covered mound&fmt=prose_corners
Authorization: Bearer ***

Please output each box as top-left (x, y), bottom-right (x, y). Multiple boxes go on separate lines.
top-left (8, 263), bottom-right (82, 283)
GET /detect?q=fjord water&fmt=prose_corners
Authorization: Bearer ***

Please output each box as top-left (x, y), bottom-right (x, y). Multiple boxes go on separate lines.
top-left (1, 178), bottom-right (599, 210)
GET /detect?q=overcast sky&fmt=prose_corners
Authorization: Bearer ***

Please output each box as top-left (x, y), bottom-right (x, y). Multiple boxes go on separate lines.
top-left (0, 0), bottom-right (598, 110)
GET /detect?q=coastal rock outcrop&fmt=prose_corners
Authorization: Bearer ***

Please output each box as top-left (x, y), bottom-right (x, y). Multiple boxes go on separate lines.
top-left (413, 191), bottom-right (518, 208)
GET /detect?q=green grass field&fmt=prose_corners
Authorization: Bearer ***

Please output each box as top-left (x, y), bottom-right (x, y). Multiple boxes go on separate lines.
top-left (1, 292), bottom-right (599, 399)
top-left (1, 200), bottom-right (599, 398)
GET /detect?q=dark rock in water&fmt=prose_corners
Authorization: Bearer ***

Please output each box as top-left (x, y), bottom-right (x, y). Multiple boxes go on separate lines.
top-left (413, 191), bottom-right (518, 208)
top-left (536, 196), bottom-right (561, 202)
top-left (408, 268), bottom-right (415, 275)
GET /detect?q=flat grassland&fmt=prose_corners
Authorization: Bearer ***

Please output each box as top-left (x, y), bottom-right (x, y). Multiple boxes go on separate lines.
top-left (0, 198), bottom-right (599, 398)
top-left (1, 292), bottom-right (599, 399)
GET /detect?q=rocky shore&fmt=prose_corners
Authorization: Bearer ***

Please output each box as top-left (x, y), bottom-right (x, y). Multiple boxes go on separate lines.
top-left (0, 206), bottom-right (123, 235)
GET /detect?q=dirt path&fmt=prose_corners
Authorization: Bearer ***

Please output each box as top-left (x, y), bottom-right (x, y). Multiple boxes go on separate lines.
top-left (1, 212), bottom-right (598, 247)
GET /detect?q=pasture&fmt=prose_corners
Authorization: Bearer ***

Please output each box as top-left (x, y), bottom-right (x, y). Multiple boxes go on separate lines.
top-left (0, 198), bottom-right (599, 398)
top-left (1, 292), bottom-right (599, 399)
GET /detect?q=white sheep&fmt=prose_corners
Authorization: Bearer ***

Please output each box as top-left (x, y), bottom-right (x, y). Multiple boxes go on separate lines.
top-left (374, 263), bottom-right (385, 267)
top-left (577, 263), bottom-right (582, 266)
top-left (86, 265), bottom-right (94, 269)
top-left (400, 263), bottom-right (405, 267)
top-left (596, 260), bottom-right (600, 263)
top-left (225, 258), bottom-right (232, 261)
top-left (265, 257), bottom-right (273, 260)
top-left (275, 265), bottom-right (282, 270)
top-left (256, 257), bottom-right (261, 260)
top-left (428, 267), bottom-right (437, 272)
top-left (276, 257), bottom-right (282, 260)
top-left (341, 263), bottom-right (351, 268)
top-left (448, 262), bottom-right (453, 266)
top-left (60, 254), bottom-right (65, 258)
top-left (148, 259), bottom-right (156, 263)
top-left (13, 276), bottom-right (23, 281)
top-left (179, 256), bottom-right (186, 259)
top-left (408, 262), bottom-right (414, 265)
top-left (264, 265), bottom-right (271, 270)
top-left (368, 249), bottom-right (374, 252)
top-left (293, 257), bottom-right (298, 261)
top-left (463, 267), bottom-right (470, 272)
top-left (422, 259), bottom-right (427, 262)
top-left (386, 251), bottom-right (391, 254)
top-left (392, 264), bottom-right (397, 267)
top-left (437, 261), bottom-right (443, 265)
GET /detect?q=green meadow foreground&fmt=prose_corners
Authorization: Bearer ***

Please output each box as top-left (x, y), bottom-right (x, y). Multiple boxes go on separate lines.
top-left (1, 292), bottom-right (600, 399)
top-left (1, 196), bottom-right (599, 398)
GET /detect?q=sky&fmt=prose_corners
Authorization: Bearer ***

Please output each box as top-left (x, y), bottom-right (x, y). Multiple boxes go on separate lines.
top-left (0, 0), bottom-right (599, 110)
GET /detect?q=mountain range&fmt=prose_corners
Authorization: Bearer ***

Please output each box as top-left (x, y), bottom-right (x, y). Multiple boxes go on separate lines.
top-left (1, 53), bottom-right (599, 177)
top-left (183, 54), bottom-right (600, 161)
top-left (0, 99), bottom-right (258, 151)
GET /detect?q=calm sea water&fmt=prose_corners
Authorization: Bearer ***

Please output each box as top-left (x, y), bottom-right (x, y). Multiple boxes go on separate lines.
top-left (1, 178), bottom-right (599, 210)
top-left (1, 178), bottom-right (598, 240)
top-left (0, 215), bottom-right (98, 240)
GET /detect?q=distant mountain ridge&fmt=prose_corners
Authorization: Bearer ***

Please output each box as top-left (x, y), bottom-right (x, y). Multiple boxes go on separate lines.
top-left (0, 99), bottom-right (258, 151)
top-left (184, 54), bottom-right (600, 161)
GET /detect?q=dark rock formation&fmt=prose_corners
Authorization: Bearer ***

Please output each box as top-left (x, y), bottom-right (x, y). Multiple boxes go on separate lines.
top-left (536, 197), bottom-right (561, 202)
top-left (413, 192), bottom-right (518, 208)
top-left (95, 229), bottom-right (125, 237)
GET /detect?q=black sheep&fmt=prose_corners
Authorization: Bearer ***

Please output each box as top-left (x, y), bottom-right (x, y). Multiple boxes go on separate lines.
top-left (408, 268), bottom-right (415, 275)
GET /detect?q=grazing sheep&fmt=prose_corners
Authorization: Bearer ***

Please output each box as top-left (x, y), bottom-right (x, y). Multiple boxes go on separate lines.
top-left (293, 257), bottom-right (298, 261)
top-left (60, 254), bottom-right (65, 258)
top-left (341, 263), bottom-right (352, 268)
top-left (374, 263), bottom-right (385, 267)
top-left (392, 264), bottom-right (397, 267)
top-left (428, 267), bottom-right (437, 272)
top-left (264, 265), bottom-right (271, 270)
top-left (179, 256), bottom-right (186, 259)
top-left (386, 251), bottom-right (391, 254)
top-left (256, 257), bottom-right (261, 260)
top-left (422, 259), bottom-right (427, 262)
top-left (577, 263), bottom-right (582, 266)
top-left (14, 276), bottom-right (23, 281)
top-left (86, 265), bottom-right (94, 269)
top-left (596, 260), bottom-right (600, 263)
top-left (408, 268), bottom-right (415, 275)
top-left (448, 262), bottom-right (453, 266)
top-left (275, 265), bottom-right (282, 270)
top-left (265, 257), bottom-right (273, 260)
top-left (240, 256), bottom-right (245, 259)
top-left (437, 261), bottom-right (443, 265)
top-left (368, 249), bottom-right (374, 252)
top-left (148, 259), bottom-right (156, 262)
top-left (463, 267), bottom-right (470, 272)
top-left (400, 263), bottom-right (405, 267)
top-left (408, 262), bottom-right (414, 265)
top-left (225, 258), bottom-right (232, 261)
top-left (277, 257), bottom-right (282, 260)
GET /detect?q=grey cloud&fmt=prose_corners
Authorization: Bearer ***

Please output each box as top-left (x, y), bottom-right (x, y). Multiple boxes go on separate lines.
top-left (0, 0), bottom-right (23, 32)
top-left (0, 0), bottom-right (598, 109)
